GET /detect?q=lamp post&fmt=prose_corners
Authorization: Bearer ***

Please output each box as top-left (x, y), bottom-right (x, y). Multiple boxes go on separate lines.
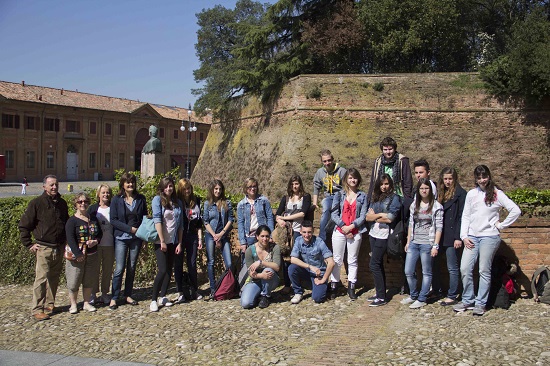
top-left (184, 104), bottom-right (197, 178)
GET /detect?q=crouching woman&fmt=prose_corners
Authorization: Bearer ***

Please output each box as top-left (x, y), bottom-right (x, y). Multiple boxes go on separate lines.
top-left (241, 225), bottom-right (281, 309)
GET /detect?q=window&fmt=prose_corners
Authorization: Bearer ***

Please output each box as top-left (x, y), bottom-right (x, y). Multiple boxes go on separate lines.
top-left (159, 128), bottom-right (165, 138)
top-left (173, 129), bottom-right (178, 139)
top-left (105, 153), bottom-right (111, 168)
top-left (26, 151), bottom-right (35, 169)
top-left (2, 113), bottom-right (20, 129)
top-left (118, 153), bottom-right (125, 168)
top-left (89, 152), bottom-right (96, 169)
top-left (105, 123), bottom-right (112, 135)
top-left (199, 132), bottom-right (204, 142)
top-left (25, 116), bottom-right (38, 130)
top-left (44, 118), bottom-right (60, 131)
top-left (119, 124), bottom-right (126, 136)
top-left (66, 120), bottom-right (80, 133)
top-left (89, 121), bottom-right (97, 134)
top-left (5, 150), bottom-right (14, 169)
top-left (46, 152), bottom-right (55, 169)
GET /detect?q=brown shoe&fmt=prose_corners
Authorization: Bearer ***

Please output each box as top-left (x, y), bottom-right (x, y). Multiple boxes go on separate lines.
top-left (44, 306), bottom-right (56, 315)
top-left (32, 313), bottom-right (50, 321)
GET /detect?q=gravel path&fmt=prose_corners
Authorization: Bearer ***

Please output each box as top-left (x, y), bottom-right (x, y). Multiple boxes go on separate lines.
top-left (0, 284), bottom-right (548, 365)
top-left (0, 181), bottom-right (118, 198)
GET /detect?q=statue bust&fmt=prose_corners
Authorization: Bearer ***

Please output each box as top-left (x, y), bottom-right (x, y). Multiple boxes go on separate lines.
top-left (142, 125), bottom-right (162, 154)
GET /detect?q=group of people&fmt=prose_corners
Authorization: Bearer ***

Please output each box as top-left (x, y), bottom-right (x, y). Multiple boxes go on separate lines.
top-left (19, 136), bottom-right (521, 321)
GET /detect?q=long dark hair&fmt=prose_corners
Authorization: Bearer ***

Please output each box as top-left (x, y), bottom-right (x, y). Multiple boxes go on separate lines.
top-left (287, 175), bottom-right (305, 198)
top-left (158, 177), bottom-right (178, 209)
top-left (207, 179), bottom-right (228, 211)
top-left (414, 178), bottom-right (435, 217)
top-left (474, 165), bottom-right (497, 205)
top-left (438, 167), bottom-right (459, 204)
top-left (118, 172), bottom-right (139, 196)
top-left (372, 173), bottom-right (394, 202)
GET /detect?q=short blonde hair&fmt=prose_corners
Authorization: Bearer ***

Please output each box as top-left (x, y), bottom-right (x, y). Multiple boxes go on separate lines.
top-left (95, 184), bottom-right (112, 204)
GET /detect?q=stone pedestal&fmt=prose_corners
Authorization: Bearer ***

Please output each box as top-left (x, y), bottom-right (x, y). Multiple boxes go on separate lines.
top-left (141, 152), bottom-right (164, 180)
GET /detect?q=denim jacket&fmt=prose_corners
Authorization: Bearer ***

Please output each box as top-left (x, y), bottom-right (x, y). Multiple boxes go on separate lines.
top-left (330, 190), bottom-right (369, 234)
top-left (202, 200), bottom-right (234, 238)
top-left (367, 193), bottom-right (402, 231)
top-left (152, 195), bottom-right (183, 243)
top-left (237, 195), bottom-right (274, 244)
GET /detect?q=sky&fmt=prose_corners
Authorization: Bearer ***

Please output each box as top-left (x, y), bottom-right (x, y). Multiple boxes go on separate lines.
top-left (0, 0), bottom-right (272, 109)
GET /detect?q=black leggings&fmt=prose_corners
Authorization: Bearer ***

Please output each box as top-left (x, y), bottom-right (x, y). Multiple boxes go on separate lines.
top-left (369, 236), bottom-right (388, 300)
top-left (152, 244), bottom-right (176, 300)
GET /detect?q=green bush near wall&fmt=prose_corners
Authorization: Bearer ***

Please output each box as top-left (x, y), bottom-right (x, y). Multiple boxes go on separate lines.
top-left (0, 168), bottom-right (248, 285)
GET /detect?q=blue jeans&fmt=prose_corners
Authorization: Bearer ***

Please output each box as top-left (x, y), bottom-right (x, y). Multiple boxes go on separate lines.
top-left (444, 245), bottom-right (462, 300)
top-left (205, 233), bottom-right (232, 292)
top-left (240, 268), bottom-right (279, 309)
top-left (404, 242), bottom-right (433, 302)
top-left (460, 235), bottom-right (500, 307)
top-left (318, 196), bottom-right (334, 242)
top-left (111, 238), bottom-right (142, 301)
top-left (288, 263), bottom-right (328, 303)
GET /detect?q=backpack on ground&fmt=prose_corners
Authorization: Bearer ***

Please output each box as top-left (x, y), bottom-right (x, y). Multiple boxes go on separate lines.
top-left (531, 266), bottom-right (550, 304)
top-left (488, 255), bottom-right (518, 309)
top-left (213, 267), bottom-right (239, 301)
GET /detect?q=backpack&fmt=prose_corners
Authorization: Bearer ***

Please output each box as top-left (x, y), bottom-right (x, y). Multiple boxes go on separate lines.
top-left (488, 255), bottom-right (517, 309)
top-left (213, 267), bottom-right (239, 301)
top-left (531, 266), bottom-right (550, 304)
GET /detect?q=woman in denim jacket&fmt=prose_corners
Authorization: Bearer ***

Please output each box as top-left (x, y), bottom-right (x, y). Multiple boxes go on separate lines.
top-left (329, 168), bottom-right (368, 300)
top-left (149, 177), bottom-right (183, 312)
top-left (203, 179), bottom-right (234, 297)
top-left (237, 178), bottom-right (274, 263)
top-left (366, 174), bottom-right (402, 307)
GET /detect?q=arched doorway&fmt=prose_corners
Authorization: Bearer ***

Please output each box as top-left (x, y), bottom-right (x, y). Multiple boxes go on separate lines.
top-left (66, 144), bottom-right (78, 181)
top-left (135, 128), bottom-right (149, 171)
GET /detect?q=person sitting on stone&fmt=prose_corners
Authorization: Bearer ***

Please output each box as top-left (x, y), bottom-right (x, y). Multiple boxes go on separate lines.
top-left (288, 220), bottom-right (335, 304)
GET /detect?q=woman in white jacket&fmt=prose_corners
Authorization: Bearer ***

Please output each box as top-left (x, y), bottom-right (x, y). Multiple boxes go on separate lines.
top-left (453, 165), bottom-right (520, 316)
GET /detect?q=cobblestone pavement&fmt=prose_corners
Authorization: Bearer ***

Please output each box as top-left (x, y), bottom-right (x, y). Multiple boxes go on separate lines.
top-left (0, 284), bottom-right (548, 366)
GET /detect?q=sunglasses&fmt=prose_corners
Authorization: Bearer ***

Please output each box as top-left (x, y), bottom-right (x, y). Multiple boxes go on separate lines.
top-left (77, 200), bottom-right (90, 204)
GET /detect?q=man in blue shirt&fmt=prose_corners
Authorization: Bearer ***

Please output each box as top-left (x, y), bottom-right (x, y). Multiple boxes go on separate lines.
top-left (289, 220), bottom-right (335, 304)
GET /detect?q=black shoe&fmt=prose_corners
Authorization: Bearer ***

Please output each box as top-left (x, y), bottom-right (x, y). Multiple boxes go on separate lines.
top-left (366, 295), bottom-right (378, 302)
top-left (369, 298), bottom-right (387, 307)
top-left (329, 282), bottom-right (338, 300)
top-left (348, 283), bottom-right (358, 301)
top-left (258, 295), bottom-right (270, 309)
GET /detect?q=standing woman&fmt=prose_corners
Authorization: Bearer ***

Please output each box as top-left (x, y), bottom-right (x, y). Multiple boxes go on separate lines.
top-left (437, 168), bottom-right (467, 306)
top-left (366, 174), bottom-right (402, 307)
top-left (275, 175), bottom-right (312, 293)
top-left (453, 165), bottom-right (520, 315)
top-left (402, 178), bottom-right (443, 309)
top-left (149, 177), bottom-right (183, 312)
top-left (237, 178), bottom-right (274, 263)
top-left (88, 184), bottom-right (115, 305)
top-left (329, 168), bottom-right (368, 300)
top-left (203, 179), bottom-right (234, 297)
top-left (109, 172), bottom-right (148, 310)
top-left (175, 178), bottom-right (204, 302)
top-left (65, 193), bottom-right (101, 314)
top-left (240, 225), bottom-right (281, 309)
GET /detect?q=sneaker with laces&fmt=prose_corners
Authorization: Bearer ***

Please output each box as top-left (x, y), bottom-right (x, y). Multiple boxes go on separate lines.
top-left (472, 305), bottom-right (486, 316)
top-left (452, 302), bottom-right (475, 312)
top-left (409, 300), bottom-right (427, 309)
top-left (150, 300), bottom-right (159, 312)
top-left (89, 295), bottom-right (96, 305)
top-left (83, 303), bottom-right (97, 312)
top-left (69, 305), bottom-right (78, 314)
top-left (159, 297), bottom-right (173, 307)
top-left (400, 297), bottom-right (415, 305)
top-left (291, 293), bottom-right (303, 304)
top-left (366, 295), bottom-right (378, 302)
top-left (369, 298), bottom-right (387, 307)
top-left (258, 295), bottom-right (270, 309)
top-left (174, 294), bottom-right (187, 304)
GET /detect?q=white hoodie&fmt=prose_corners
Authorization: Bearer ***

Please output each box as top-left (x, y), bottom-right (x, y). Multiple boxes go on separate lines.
top-left (460, 187), bottom-right (521, 239)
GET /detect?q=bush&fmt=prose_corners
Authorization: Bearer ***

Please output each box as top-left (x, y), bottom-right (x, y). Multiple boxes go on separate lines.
top-left (306, 85), bottom-right (322, 100)
top-left (507, 188), bottom-right (550, 217)
top-left (373, 82), bottom-right (385, 92)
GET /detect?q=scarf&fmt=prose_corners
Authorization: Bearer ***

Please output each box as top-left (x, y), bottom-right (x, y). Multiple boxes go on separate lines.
top-left (378, 152), bottom-right (401, 185)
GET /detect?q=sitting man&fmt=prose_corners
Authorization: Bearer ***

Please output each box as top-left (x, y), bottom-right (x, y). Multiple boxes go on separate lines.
top-left (288, 220), bottom-right (335, 304)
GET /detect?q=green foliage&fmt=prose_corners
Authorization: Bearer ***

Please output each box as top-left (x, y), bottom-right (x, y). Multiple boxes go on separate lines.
top-left (507, 188), bottom-right (550, 216)
top-left (450, 74), bottom-right (485, 89)
top-left (306, 85), bottom-right (322, 100)
top-left (361, 82), bottom-right (371, 89)
top-left (373, 82), bottom-right (385, 92)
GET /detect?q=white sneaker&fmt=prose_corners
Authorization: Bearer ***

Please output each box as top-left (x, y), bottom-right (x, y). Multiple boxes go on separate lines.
top-left (400, 297), bottom-right (415, 305)
top-left (69, 305), bottom-right (78, 314)
top-left (83, 303), bottom-right (97, 312)
top-left (291, 294), bottom-right (303, 304)
top-left (159, 297), bottom-right (173, 307)
top-left (150, 300), bottom-right (159, 312)
top-left (409, 300), bottom-right (427, 309)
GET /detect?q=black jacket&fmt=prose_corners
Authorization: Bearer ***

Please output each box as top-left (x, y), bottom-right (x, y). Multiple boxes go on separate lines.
top-left (19, 192), bottom-right (69, 248)
top-left (441, 185), bottom-right (467, 246)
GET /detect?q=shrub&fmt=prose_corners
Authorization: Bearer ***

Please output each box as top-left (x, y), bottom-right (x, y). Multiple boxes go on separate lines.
top-left (373, 82), bottom-right (385, 92)
top-left (361, 82), bottom-right (370, 89)
top-left (507, 188), bottom-right (550, 216)
top-left (306, 85), bottom-right (322, 100)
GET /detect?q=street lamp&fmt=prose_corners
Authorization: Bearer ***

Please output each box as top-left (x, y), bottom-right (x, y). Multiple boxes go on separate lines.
top-left (184, 103), bottom-right (197, 178)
